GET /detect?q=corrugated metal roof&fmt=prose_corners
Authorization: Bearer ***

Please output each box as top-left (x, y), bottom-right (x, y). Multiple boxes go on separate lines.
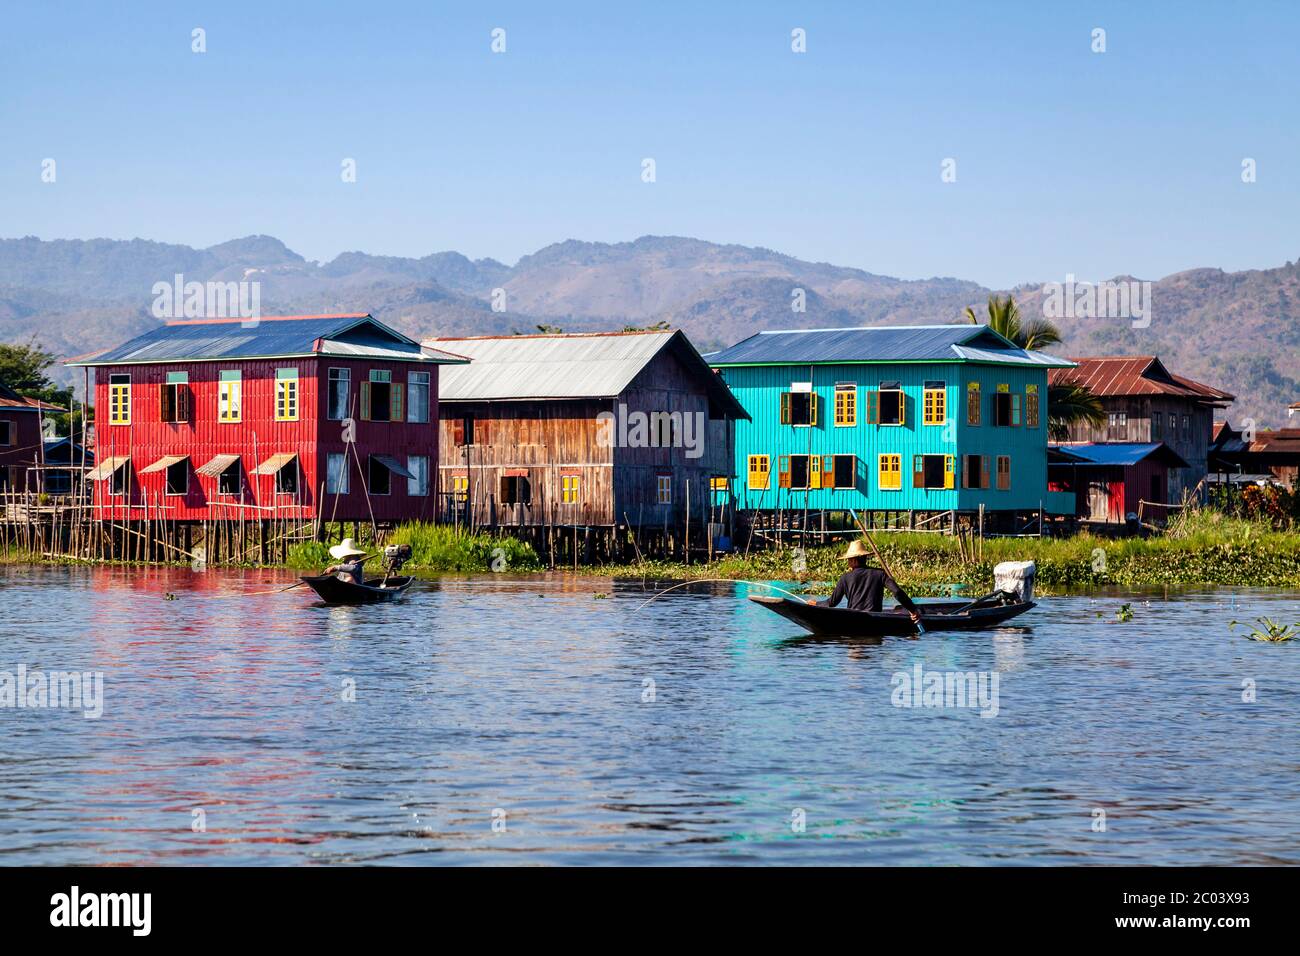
top-left (1049, 442), bottom-right (1189, 468)
top-left (1049, 356), bottom-right (1234, 403)
top-left (68, 314), bottom-right (468, 366)
top-left (87, 456), bottom-right (129, 481)
top-left (706, 324), bottom-right (1075, 368)
top-left (426, 330), bottom-right (748, 418)
top-left (138, 454), bottom-right (187, 474)
top-left (196, 454), bottom-right (240, 478)
top-left (253, 452), bottom-right (297, 475)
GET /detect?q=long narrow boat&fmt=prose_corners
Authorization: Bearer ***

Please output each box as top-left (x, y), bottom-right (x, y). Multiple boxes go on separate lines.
top-left (749, 594), bottom-right (1035, 636)
top-left (299, 574), bottom-right (414, 606)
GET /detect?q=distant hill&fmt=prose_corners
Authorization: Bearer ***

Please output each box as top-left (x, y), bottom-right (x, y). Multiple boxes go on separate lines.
top-left (2, 233), bottom-right (1296, 427)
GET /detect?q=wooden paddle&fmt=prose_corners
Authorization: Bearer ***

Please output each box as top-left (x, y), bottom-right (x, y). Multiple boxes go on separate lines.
top-left (853, 512), bottom-right (925, 634)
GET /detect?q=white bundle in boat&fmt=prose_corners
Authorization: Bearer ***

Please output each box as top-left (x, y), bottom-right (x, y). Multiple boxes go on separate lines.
top-left (993, 561), bottom-right (1036, 602)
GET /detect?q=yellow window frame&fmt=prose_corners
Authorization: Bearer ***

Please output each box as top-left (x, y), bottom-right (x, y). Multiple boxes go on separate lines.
top-left (834, 385), bottom-right (856, 426)
top-left (878, 453), bottom-right (902, 490)
top-left (218, 379), bottom-right (242, 423)
top-left (275, 370), bottom-right (299, 421)
top-left (923, 385), bottom-right (946, 425)
top-left (108, 376), bottom-right (130, 425)
top-left (747, 454), bottom-right (771, 489)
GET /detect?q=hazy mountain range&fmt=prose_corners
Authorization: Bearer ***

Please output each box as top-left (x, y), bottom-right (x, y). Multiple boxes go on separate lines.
top-left (2, 234), bottom-right (1297, 426)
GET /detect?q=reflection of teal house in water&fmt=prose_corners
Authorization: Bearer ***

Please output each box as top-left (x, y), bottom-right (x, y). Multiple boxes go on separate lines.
top-left (707, 325), bottom-right (1076, 521)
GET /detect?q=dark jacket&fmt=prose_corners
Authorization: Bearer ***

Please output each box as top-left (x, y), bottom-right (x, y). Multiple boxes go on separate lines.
top-left (824, 566), bottom-right (918, 613)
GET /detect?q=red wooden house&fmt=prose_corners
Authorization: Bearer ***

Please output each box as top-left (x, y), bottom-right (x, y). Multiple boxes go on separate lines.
top-left (67, 314), bottom-right (467, 524)
top-left (1048, 442), bottom-right (1190, 523)
top-left (0, 381), bottom-right (63, 492)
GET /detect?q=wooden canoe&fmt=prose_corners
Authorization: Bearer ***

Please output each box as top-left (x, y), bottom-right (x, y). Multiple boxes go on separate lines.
top-left (299, 574), bottom-right (414, 605)
top-left (748, 594), bottom-right (1035, 636)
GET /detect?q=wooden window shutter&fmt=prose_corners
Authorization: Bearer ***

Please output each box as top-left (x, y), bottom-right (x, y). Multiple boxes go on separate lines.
top-left (981, 455), bottom-right (990, 489)
top-left (778, 456), bottom-right (791, 488)
top-left (967, 384), bottom-right (980, 426)
top-left (809, 393), bottom-right (818, 426)
top-left (452, 419), bottom-right (464, 445)
top-left (809, 455), bottom-right (821, 489)
top-left (944, 455), bottom-right (955, 489)
top-left (866, 390), bottom-right (879, 424)
top-left (912, 455), bottom-right (924, 488)
top-left (780, 392), bottom-right (791, 425)
top-left (391, 383), bottom-right (404, 422)
top-left (179, 385), bottom-right (190, 423)
top-left (479, 419), bottom-right (489, 445)
top-left (822, 456), bottom-right (834, 482)
top-left (360, 381), bottom-right (371, 421)
top-left (1011, 393), bottom-right (1022, 426)
top-left (898, 392), bottom-right (906, 426)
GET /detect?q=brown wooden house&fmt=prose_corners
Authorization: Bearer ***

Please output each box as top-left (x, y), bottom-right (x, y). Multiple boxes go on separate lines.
top-left (424, 331), bottom-right (747, 543)
top-left (1049, 356), bottom-right (1233, 500)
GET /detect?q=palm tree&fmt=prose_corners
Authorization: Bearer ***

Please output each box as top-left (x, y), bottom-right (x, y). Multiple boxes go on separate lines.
top-left (964, 294), bottom-right (1104, 439)
top-left (963, 293), bottom-right (1062, 351)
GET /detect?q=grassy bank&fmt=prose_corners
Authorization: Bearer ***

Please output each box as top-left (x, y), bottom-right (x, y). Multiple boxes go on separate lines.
top-left (286, 522), bottom-right (543, 574)
top-left (605, 512), bottom-right (1300, 594)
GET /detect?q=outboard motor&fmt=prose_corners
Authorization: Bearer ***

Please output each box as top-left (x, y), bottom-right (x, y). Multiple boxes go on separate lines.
top-left (382, 544), bottom-right (413, 574)
top-left (993, 560), bottom-right (1036, 603)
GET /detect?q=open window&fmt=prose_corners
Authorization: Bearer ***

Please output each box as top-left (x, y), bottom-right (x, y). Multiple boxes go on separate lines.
top-left (502, 472), bottom-right (532, 505)
top-left (275, 459), bottom-right (299, 495)
top-left (218, 461), bottom-right (241, 496)
top-left (827, 454), bottom-right (856, 489)
top-left (779, 388), bottom-right (817, 426)
top-left (869, 382), bottom-right (905, 426)
top-left (913, 454), bottom-right (954, 490)
top-left (963, 454), bottom-right (990, 489)
top-left (161, 372), bottom-right (190, 423)
top-left (994, 388), bottom-right (1021, 427)
top-left (165, 458), bottom-right (189, 496)
top-left (0, 420), bottom-right (11, 446)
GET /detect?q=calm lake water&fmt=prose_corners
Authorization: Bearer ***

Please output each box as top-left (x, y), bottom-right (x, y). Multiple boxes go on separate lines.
top-left (1, 564), bottom-right (1297, 865)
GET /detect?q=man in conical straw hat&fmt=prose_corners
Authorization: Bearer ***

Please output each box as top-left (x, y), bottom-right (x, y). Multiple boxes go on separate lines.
top-left (324, 538), bottom-right (369, 585)
top-left (821, 538), bottom-right (921, 623)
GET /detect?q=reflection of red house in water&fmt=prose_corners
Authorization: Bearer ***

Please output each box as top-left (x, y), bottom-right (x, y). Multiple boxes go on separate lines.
top-left (67, 314), bottom-right (467, 523)
top-left (1048, 442), bottom-right (1190, 523)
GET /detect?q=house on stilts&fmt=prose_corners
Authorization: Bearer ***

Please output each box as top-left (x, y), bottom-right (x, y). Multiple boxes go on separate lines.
top-left (423, 329), bottom-right (748, 561)
top-left (66, 313), bottom-right (467, 560)
top-left (706, 324), bottom-right (1076, 534)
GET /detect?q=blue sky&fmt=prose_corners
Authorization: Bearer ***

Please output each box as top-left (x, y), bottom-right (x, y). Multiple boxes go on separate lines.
top-left (3, 1), bottom-right (1297, 288)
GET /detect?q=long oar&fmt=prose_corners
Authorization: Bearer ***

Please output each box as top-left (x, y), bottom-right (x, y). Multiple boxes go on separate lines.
top-left (853, 512), bottom-right (925, 634)
top-left (634, 578), bottom-right (813, 612)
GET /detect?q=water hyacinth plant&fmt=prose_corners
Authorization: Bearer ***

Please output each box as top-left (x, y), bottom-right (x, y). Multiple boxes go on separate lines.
top-left (1229, 617), bottom-right (1300, 643)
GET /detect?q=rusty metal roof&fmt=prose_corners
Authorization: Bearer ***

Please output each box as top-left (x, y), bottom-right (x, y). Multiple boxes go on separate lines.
top-left (426, 330), bottom-right (748, 419)
top-left (1049, 356), bottom-right (1234, 404)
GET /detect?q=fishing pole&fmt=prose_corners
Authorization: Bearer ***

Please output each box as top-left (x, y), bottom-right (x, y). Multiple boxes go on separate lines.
top-left (633, 578), bottom-right (814, 612)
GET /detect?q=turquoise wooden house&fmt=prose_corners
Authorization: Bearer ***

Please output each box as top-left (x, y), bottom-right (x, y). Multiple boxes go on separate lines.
top-left (707, 325), bottom-right (1076, 522)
